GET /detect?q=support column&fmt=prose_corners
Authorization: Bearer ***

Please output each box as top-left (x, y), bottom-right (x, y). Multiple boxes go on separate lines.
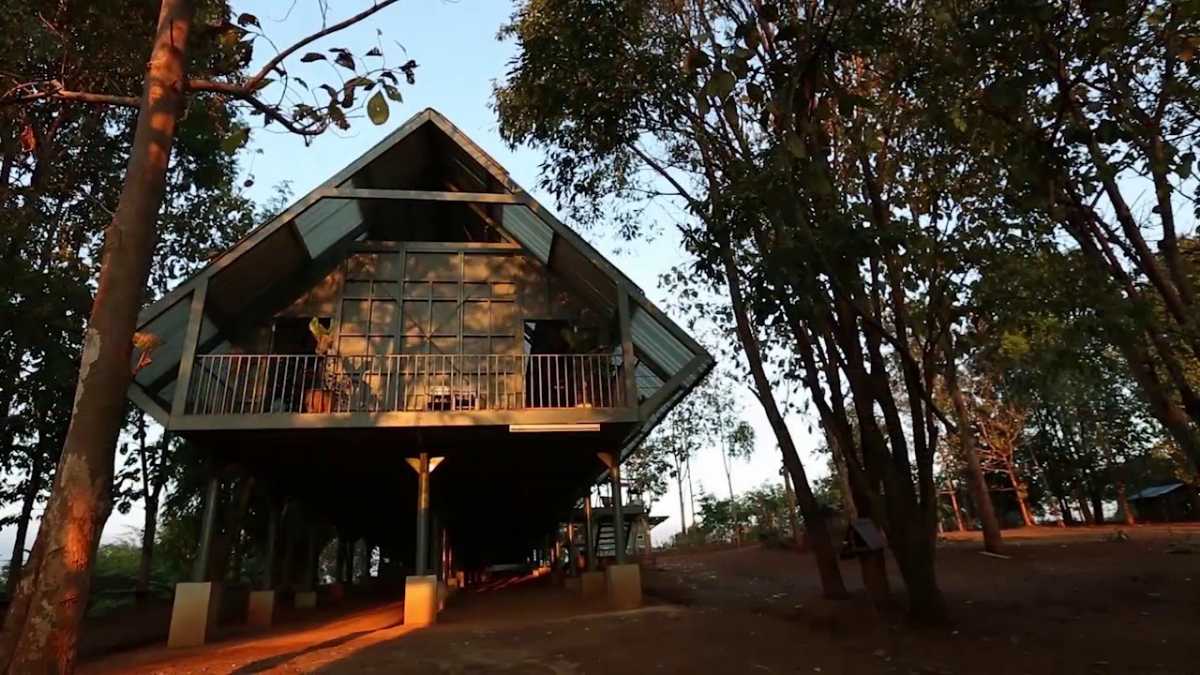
top-left (583, 489), bottom-right (596, 571)
top-left (599, 452), bottom-right (640, 610)
top-left (192, 474), bottom-right (220, 582)
top-left (170, 473), bottom-right (221, 647)
top-left (294, 526), bottom-right (318, 609)
top-left (405, 453), bottom-right (443, 627)
top-left (248, 500), bottom-right (280, 628)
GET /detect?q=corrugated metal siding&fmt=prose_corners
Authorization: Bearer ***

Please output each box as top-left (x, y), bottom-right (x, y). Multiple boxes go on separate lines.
top-left (630, 305), bottom-right (693, 376)
top-left (501, 205), bottom-right (553, 263)
top-left (294, 198), bottom-right (365, 259)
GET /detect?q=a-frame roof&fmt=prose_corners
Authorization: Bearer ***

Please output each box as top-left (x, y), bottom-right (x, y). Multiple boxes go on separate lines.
top-left (129, 108), bottom-right (712, 459)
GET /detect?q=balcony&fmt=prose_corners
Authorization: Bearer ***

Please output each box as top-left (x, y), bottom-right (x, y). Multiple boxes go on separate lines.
top-left (183, 353), bottom-right (630, 419)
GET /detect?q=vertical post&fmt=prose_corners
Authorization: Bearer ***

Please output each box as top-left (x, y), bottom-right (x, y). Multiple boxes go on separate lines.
top-left (566, 521), bottom-right (578, 575)
top-left (415, 453), bottom-right (430, 575)
top-left (262, 500), bottom-right (280, 589)
top-left (599, 452), bottom-right (626, 564)
top-left (616, 284), bottom-right (638, 409)
top-left (406, 453), bottom-right (443, 577)
top-left (192, 473), bottom-right (220, 582)
top-left (172, 278), bottom-right (208, 418)
top-left (583, 487), bottom-right (596, 571)
top-left (304, 527), bottom-right (317, 590)
top-left (611, 461), bottom-right (626, 564)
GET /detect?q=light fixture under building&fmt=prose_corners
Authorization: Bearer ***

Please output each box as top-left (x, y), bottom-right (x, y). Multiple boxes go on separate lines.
top-left (509, 423), bottom-right (601, 433)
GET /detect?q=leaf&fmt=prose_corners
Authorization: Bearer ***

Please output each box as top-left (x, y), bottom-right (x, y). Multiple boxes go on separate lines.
top-left (221, 126), bottom-right (249, 154)
top-left (334, 52), bottom-right (356, 71)
top-left (383, 83), bottom-right (403, 103)
top-left (300, 52), bottom-right (326, 62)
top-left (319, 84), bottom-right (338, 100)
top-left (365, 46), bottom-right (383, 57)
top-left (236, 12), bottom-right (260, 28)
top-left (367, 91), bottom-right (390, 125)
top-left (327, 103), bottom-right (349, 130)
top-left (294, 77), bottom-right (308, 89)
top-left (705, 70), bottom-right (737, 99)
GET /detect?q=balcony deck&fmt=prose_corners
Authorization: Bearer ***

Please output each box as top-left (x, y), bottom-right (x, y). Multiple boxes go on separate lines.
top-left (172, 352), bottom-right (638, 431)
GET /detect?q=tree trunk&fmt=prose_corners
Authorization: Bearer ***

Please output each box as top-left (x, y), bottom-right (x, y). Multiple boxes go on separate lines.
top-left (1090, 490), bottom-right (1105, 526)
top-left (719, 239), bottom-right (846, 599)
top-left (675, 455), bottom-right (688, 538)
top-left (948, 490), bottom-right (966, 532)
top-left (0, 4), bottom-right (194, 669)
top-left (136, 495), bottom-right (158, 601)
top-left (1116, 481), bottom-right (1136, 526)
top-left (1076, 490), bottom-right (1094, 524)
top-left (5, 451), bottom-right (45, 597)
top-left (945, 361), bottom-right (1004, 553)
top-left (780, 464), bottom-right (802, 546)
top-left (1008, 468), bottom-right (1036, 527)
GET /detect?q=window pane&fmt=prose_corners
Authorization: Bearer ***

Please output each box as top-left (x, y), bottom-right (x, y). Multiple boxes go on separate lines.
top-left (339, 336), bottom-right (368, 356)
top-left (346, 253), bottom-right (379, 277)
top-left (491, 302), bottom-right (517, 336)
top-left (406, 253), bottom-right (459, 281)
top-left (462, 336), bottom-right (490, 355)
top-left (432, 282), bottom-right (459, 299)
top-left (375, 253), bottom-right (402, 279)
top-left (464, 254), bottom-right (507, 281)
top-left (402, 301), bottom-right (428, 335)
top-left (463, 301), bottom-right (489, 335)
top-left (403, 281), bottom-right (429, 299)
top-left (368, 336), bottom-right (393, 355)
top-left (342, 281), bottom-right (372, 298)
top-left (492, 337), bottom-right (518, 355)
top-left (429, 337), bottom-right (458, 355)
top-left (340, 299), bottom-right (369, 334)
top-left (431, 302), bottom-right (459, 335)
top-left (370, 300), bottom-right (397, 334)
top-left (465, 283), bottom-right (490, 299)
top-left (492, 282), bottom-right (517, 298)
top-left (400, 336), bottom-right (426, 354)
top-left (374, 281), bottom-right (400, 301)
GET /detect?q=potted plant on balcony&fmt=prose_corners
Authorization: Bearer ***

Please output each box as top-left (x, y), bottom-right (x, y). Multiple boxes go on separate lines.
top-left (304, 317), bottom-right (335, 413)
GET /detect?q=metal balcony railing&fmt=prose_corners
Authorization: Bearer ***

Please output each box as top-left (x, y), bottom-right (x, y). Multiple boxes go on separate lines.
top-left (184, 353), bottom-right (627, 415)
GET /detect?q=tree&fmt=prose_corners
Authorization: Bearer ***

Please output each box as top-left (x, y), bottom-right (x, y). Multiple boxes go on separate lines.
top-left (915, 0), bottom-right (1200, 474)
top-left (0, 2), bottom-right (415, 670)
top-left (496, 0), bottom-right (855, 604)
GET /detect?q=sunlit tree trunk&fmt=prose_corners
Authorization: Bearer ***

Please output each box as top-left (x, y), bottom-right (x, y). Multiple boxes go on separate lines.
top-left (0, 2), bottom-right (194, 670)
top-left (945, 358), bottom-right (1003, 553)
top-left (719, 239), bottom-right (846, 599)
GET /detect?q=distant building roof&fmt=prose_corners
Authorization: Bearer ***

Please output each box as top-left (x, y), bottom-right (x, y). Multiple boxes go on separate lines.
top-left (1128, 483), bottom-right (1186, 501)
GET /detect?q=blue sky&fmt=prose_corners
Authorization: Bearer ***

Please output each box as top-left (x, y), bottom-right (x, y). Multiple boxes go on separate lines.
top-left (0, 1), bottom-right (829, 562)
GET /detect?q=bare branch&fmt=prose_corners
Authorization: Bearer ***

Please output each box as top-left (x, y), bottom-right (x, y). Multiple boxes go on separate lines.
top-left (0, 80), bottom-right (138, 108)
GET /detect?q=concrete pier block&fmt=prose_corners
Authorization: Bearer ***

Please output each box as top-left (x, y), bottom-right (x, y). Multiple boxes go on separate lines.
top-left (404, 575), bottom-right (439, 626)
top-left (580, 570), bottom-right (606, 599)
top-left (605, 563), bottom-right (642, 610)
top-left (294, 590), bottom-right (317, 609)
top-left (168, 582), bottom-right (221, 648)
top-left (247, 590), bottom-right (275, 628)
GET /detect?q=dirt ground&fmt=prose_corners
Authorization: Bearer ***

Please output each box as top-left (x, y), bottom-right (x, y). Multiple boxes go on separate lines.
top-left (81, 524), bottom-right (1200, 674)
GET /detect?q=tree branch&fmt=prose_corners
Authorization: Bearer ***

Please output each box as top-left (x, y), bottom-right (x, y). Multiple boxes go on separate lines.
top-left (242, 0), bottom-right (401, 91)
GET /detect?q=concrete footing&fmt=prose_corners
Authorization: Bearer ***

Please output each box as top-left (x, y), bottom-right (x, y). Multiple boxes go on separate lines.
top-left (294, 590), bottom-right (317, 609)
top-left (247, 590), bottom-right (275, 628)
top-left (580, 570), bottom-right (606, 599)
top-left (605, 563), bottom-right (642, 610)
top-left (404, 575), bottom-right (439, 626)
top-left (167, 582), bottom-right (221, 648)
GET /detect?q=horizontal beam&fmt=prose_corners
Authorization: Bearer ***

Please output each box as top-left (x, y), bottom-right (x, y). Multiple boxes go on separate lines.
top-left (328, 188), bottom-right (526, 204)
top-left (167, 406), bottom-right (639, 432)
